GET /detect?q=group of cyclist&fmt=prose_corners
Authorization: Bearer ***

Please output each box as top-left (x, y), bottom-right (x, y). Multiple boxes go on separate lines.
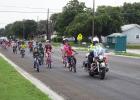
top-left (0, 36), bottom-right (107, 72)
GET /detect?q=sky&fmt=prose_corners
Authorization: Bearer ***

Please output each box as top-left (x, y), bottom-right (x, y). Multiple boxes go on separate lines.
top-left (0, 0), bottom-right (140, 28)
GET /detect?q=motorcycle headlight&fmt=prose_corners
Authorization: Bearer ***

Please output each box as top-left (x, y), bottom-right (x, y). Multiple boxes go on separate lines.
top-left (93, 58), bottom-right (95, 61)
top-left (101, 62), bottom-right (105, 67)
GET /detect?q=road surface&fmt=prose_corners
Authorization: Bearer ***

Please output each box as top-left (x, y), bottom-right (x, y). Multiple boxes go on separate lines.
top-left (0, 47), bottom-right (140, 100)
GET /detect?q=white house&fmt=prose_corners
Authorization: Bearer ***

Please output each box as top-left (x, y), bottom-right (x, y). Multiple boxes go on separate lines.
top-left (121, 24), bottom-right (140, 44)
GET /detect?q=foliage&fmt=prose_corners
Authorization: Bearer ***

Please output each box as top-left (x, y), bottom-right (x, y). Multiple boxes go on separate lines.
top-left (51, 36), bottom-right (62, 42)
top-left (23, 20), bottom-right (37, 39)
top-left (50, 1), bottom-right (140, 39)
top-left (0, 28), bottom-right (5, 36)
top-left (3, 20), bottom-right (37, 39)
top-left (66, 12), bottom-right (93, 41)
top-left (54, 0), bottom-right (86, 36)
top-left (95, 6), bottom-right (123, 36)
top-left (122, 2), bottom-right (140, 24)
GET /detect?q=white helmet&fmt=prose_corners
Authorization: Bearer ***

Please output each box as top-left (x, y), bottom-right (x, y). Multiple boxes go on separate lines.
top-left (46, 40), bottom-right (50, 42)
top-left (92, 37), bottom-right (99, 42)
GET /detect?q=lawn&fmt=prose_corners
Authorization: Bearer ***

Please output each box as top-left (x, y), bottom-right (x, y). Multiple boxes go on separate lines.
top-left (0, 57), bottom-right (51, 100)
top-left (127, 44), bottom-right (140, 49)
top-left (115, 52), bottom-right (140, 57)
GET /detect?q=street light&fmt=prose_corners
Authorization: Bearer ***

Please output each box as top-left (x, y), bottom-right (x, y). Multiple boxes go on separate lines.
top-left (92, 0), bottom-right (95, 38)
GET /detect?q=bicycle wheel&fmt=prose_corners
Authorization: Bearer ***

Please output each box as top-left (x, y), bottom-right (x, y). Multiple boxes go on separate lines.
top-left (69, 65), bottom-right (72, 71)
top-left (73, 64), bottom-right (76, 73)
top-left (36, 62), bottom-right (40, 72)
top-left (72, 58), bottom-right (76, 73)
top-left (48, 62), bottom-right (51, 69)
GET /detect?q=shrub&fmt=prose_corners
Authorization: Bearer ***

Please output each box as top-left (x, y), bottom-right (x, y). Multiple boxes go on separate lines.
top-left (52, 37), bottom-right (62, 42)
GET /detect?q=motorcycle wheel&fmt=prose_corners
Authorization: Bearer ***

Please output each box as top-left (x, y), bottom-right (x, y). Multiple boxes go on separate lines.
top-left (100, 68), bottom-right (106, 80)
top-left (21, 54), bottom-right (24, 58)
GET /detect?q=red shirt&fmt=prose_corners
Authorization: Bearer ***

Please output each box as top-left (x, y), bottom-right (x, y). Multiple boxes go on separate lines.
top-left (45, 44), bottom-right (52, 52)
top-left (66, 48), bottom-right (74, 56)
top-left (29, 42), bottom-right (33, 48)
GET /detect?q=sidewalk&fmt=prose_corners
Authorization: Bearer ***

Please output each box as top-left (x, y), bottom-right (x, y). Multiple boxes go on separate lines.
top-left (127, 49), bottom-right (140, 55)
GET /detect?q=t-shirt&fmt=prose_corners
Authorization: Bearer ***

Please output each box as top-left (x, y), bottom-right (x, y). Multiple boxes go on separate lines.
top-left (66, 48), bottom-right (73, 56)
top-left (63, 44), bottom-right (69, 52)
top-left (45, 44), bottom-right (52, 52)
top-left (21, 44), bottom-right (26, 49)
top-left (29, 42), bottom-right (33, 48)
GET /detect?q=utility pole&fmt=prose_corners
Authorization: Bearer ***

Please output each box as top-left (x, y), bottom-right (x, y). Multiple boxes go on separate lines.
top-left (46, 8), bottom-right (50, 40)
top-left (36, 16), bottom-right (39, 40)
top-left (92, 0), bottom-right (95, 38)
top-left (23, 19), bottom-right (25, 39)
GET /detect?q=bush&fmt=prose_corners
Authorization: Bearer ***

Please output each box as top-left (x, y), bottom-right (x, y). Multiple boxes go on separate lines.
top-left (52, 37), bottom-right (62, 42)
top-left (40, 38), bottom-right (46, 42)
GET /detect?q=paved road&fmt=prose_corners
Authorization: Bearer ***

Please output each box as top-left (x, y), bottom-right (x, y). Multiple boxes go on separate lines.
top-left (0, 47), bottom-right (140, 100)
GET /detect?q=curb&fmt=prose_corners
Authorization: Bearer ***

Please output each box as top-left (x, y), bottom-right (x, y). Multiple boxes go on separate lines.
top-left (0, 53), bottom-right (65, 100)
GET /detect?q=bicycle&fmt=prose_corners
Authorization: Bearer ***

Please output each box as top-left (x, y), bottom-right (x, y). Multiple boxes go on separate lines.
top-left (13, 46), bottom-right (17, 54)
top-left (63, 56), bottom-right (67, 68)
top-left (68, 53), bottom-right (78, 73)
top-left (34, 56), bottom-right (40, 72)
top-left (45, 51), bottom-right (52, 69)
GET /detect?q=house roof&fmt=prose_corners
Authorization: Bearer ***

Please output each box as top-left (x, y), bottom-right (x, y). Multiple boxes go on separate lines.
top-left (107, 33), bottom-right (126, 37)
top-left (121, 24), bottom-right (140, 32)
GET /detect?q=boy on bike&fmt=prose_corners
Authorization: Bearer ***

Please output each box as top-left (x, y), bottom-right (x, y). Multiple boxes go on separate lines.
top-left (33, 47), bottom-right (40, 68)
top-left (65, 44), bottom-right (77, 68)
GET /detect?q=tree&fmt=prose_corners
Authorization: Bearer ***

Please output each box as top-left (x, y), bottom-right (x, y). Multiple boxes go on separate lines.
top-left (54, 0), bottom-right (86, 35)
top-left (0, 28), bottom-right (5, 36)
top-left (4, 20), bottom-right (37, 39)
top-left (122, 2), bottom-right (140, 24)
top-left (4, 23), bottom-right (13, 36)
top-left (23, 20), bottom-right (37, 39)
top-left (66, 12), bottom-right (93, 41)
top-left (12, 21), bottom-right (23, 38)
top-left (95, 6), bottom-right (123, 36)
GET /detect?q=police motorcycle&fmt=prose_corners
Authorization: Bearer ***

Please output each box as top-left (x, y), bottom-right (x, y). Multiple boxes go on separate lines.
top-left (83, 52), bottom-right (109, 80)
top-left (83, 37), bottom-right (109, 80)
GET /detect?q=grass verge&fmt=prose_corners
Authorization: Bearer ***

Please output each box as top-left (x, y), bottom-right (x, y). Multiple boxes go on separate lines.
top-left (0, 57), bottom-right (51, 100)
top-left (127, 44), bottom-right (140, 49)
top-left (115, 52), bottom-right (140, 57)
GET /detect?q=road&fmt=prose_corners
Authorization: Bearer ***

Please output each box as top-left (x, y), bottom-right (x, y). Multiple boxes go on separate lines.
top-left (0, 47), bottom-right (140, 100)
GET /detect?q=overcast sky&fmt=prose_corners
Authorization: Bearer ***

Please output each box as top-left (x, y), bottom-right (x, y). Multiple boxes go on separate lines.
top-left (0, 0), bottom-right (139, 28)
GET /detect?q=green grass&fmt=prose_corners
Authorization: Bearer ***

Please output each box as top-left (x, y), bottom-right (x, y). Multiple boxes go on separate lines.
top-left (127, 44), bottom-right (140, 49)
top-left (0, 57), bottom-right (51, 100)
top-left (52, 42), bottom-right (61, 47)
top-left (115, 52), bottom-right (140, 57)
top-left (52, 42), bottom-right (89, 51)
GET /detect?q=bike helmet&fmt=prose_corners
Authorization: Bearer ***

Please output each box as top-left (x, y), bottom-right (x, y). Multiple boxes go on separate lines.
top-left (62, 38), bottom-right (68, 44)
top-left (39, 42), bottom-right (42, 47)
top-left (92, 37), bottom-right (99, 45)
top-left (46, 40), bottom-right (50, 43)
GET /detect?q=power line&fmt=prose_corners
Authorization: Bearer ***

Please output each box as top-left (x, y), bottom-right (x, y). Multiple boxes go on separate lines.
top-left (0, 5), bottom-right (62, 11)
top-left (0, 5), bottom-right (47, 10)
top-left (0, 10), bottom-right (60, 14)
